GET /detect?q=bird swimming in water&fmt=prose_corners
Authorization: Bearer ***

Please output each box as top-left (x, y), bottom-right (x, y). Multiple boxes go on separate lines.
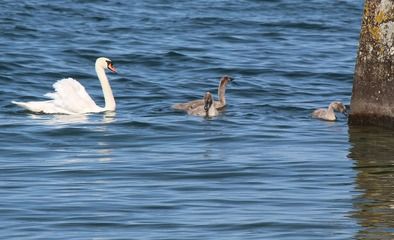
top-left (312, 101), bottom-right (347, 121)
top-left (172, 75), bottom-right (233, 111)
top-left (186, 92), bottom-right (219, 117)
top-left (12, 57), bottom-right (117, 114)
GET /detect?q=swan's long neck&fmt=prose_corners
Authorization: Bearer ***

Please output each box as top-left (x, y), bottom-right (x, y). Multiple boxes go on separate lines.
top-left (96, 65), bottom-right (116, 111)
top-left (218, 80), bottom-right (228, 106)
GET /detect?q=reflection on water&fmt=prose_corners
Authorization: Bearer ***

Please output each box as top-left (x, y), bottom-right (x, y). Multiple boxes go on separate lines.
top-left (29, 113), bottom-right (89, 125)
top-left (28, 112), bottom-right (116, 164)
top-left (348, 125), bottom-right (394, 240)
top-left (102, 111), bottom-right (116, 124)
top-left (49, 114), bottom-right (89, 125)
top-left (28, 111), bottom-right (116, 126)
top-left (97, 142), bottom-right (112, 162)
top-left (63, 142), bottom-right (113, 164)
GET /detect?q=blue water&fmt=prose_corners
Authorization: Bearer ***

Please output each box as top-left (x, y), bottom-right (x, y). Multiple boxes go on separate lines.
top-left (2, 1), bottom-right (394, 239)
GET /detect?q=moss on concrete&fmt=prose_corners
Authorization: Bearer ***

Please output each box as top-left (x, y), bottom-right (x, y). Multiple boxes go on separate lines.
top-left (350, 0), bottom-right (394, 128)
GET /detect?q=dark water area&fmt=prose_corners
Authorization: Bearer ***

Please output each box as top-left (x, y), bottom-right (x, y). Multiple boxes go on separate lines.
top-left (348, 126), bottom-right (394, 240)
top-left (2, 0), bottom-right (394, 239)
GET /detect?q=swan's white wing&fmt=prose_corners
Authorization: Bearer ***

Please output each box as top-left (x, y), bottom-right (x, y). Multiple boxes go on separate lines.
top-left (12, 100), bottom-right (70, 114)
top-left (44, 78), bottom-right (103, 114)
top-left (13, 78), bottom-right (103, 114)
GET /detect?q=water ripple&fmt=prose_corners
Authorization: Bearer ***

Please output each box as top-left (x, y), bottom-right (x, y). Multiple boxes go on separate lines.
top-left (0, 0), bottom-right (366, 239)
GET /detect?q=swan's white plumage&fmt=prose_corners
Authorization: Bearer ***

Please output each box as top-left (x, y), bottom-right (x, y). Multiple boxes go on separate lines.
top-left (12, 78), bottom-right (103, 114)
top-left (46, 78), bottom-right (103, 113)
top-left (12, 57), bottom-right (116, 115)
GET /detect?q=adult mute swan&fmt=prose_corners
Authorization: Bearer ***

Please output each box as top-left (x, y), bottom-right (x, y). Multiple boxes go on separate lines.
top-left (12, 57), bottom-right (117, 114)
top-left (172, 75), bottom-right (233, 111)
top-left (187, 92), bottom-right (219, 117)
top-left (312, 101), bottom-right (347, 121)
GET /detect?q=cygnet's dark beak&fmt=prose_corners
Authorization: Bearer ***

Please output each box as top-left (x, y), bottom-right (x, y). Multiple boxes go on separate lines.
top-left (343, 109), bottom-right (348, 117)
top-left (228, 76), bottom-right (238, 86)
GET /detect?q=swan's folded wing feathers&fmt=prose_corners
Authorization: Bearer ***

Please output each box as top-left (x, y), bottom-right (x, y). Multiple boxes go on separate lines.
top-left (45, 78), bottom-right (100, 113)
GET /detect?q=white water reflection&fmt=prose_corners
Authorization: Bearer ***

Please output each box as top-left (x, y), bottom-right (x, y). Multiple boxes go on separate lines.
top-left (62, 141), bottom-right (114, 164)
top-left (29, 111), bottom-right (116, 126)
top-left (27, 112), bottom-right (117, 164)
top-left (97, 142), bottom-right (113, 162)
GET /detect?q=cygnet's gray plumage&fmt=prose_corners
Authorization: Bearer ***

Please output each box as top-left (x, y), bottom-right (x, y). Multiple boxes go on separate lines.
top-left (172, 75), bottom-right (233, 111)
top-left (312, 101), bottom-right (347, 121)
top-left (186, 92), bottom-right (219, 117)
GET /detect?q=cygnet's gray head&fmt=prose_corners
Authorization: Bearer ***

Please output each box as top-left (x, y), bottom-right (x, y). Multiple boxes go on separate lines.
top-left (220, 75), bottom-right (234, 86)
top-left (332, 101), bottom-right (347, 116)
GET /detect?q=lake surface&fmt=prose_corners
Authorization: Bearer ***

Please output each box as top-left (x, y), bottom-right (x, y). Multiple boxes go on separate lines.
top-left (1, 0), bottom-right (394, 239)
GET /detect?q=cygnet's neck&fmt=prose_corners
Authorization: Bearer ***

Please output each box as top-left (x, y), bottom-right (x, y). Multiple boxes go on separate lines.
top-left (218, 80), bottom-right (229, 105)
top-left (206, 104), bottom-right (218, 117)
top-left (326, 103), bottom-right (337, 120)
top-left (328, 102), bottom-right (341, 112)
top-left (96, 64), bottom-right (116, 111)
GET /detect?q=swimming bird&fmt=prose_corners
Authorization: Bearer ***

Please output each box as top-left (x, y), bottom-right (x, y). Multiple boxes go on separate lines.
top-left (312, 101), bottom-right (347, 121)
top-left (12, 57), bottom-right (117, 114)
top-left (172, 75), bottom-right (233, 111)
top-left (186, 92), bottom-right (219, 117)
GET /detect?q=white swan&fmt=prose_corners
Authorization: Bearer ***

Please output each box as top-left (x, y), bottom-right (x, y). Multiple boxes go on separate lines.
top-left (187, 92), bottom-right (219, 117)
top-left (312, 101), bottom-right (347, 121)
top-left (172, 75), bottom-right (233, 111)
top-left (12, 57), bottom-right (117, 114)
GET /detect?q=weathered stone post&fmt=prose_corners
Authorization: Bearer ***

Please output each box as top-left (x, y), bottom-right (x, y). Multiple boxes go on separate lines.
top-left (349, 0), bottom-right (394, 128)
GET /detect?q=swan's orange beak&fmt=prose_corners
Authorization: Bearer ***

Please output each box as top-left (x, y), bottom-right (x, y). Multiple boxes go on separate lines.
top-left (108, 64), bottom-right (117, 73)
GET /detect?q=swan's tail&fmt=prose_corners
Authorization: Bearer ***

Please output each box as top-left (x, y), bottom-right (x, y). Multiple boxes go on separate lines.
top-left (12, 101), bottom-right (31, 109)
top-left (12, 100), bottom-right (58, 114)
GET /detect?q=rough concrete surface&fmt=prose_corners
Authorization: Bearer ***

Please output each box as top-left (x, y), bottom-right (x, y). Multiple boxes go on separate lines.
top-left (350, 0), bottom-right (394, 127)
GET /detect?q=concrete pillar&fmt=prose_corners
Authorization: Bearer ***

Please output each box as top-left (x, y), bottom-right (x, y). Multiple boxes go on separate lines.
top-left (349, 0), bottom-right (394, 128)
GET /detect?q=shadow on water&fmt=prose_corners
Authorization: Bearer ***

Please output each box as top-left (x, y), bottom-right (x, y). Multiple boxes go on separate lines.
top-left (348, 125), bottom-right (394, 240)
